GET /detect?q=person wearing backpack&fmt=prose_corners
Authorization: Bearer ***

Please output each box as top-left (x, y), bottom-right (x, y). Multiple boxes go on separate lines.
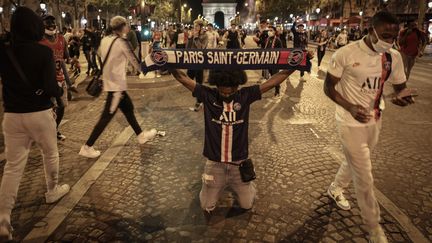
top-left (79, 16), bottom-right (157, 159)
top-left (0, 7), bottom-right (70, 240)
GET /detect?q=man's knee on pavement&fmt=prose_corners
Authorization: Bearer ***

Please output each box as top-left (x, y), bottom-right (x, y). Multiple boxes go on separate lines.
top-left (235, 182), bottom-right (256, 210)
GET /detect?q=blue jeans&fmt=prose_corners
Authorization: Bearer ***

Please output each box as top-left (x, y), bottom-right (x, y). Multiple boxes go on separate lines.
top-left (199, 160), bottom-right (256, 212)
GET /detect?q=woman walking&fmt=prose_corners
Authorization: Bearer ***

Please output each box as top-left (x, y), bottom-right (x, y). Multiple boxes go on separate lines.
top-left (79, 16), bottom-right (156, 158)
top-left (316, 29), bottom-right (329, 71)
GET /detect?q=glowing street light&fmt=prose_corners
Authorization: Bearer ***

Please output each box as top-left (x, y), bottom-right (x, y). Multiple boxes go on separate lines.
top-left (316, 8), bottom-right (320, 14)
top-left (245, 3), bottom-right (248, 7)
top-left (289, 14), bottom-right (294, 18)
top-left (81, 18), bottom-right (87, 25)
top-left (275, 16), bottom-right (279, 21)
top-left (359, 11), bottom-right (363, 16)
top-left (40, 2), bottom-right (47, 10)
top-left (61, 12), bottom-right (66, 18)
top-left (326, 15), bottom-right (330, 19)
top-left (0, 7), bottom-right (4, 14)
top-left (428, 1), bottom-right (432, 8)
top-left (183, 3), bottom-right (187, 8)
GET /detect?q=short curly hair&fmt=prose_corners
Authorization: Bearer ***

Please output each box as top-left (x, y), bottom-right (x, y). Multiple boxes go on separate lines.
top-left (208, 70), bottom-right (248, 87)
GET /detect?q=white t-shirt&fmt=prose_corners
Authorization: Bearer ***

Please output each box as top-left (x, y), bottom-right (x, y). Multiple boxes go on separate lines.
top-left (327, 38), bottom-right (406, 127)
top-left (206, 30), bottom-right (220, 49)
top-left (98, 35), bottom-right (140, 91)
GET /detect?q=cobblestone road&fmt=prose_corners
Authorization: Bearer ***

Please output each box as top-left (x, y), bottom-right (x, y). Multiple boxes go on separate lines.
top-left (0, 37), bottom-right (431, 242)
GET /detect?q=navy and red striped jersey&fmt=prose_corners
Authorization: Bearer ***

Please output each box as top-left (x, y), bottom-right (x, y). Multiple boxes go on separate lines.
top-left (193, 84), bottom-right (261, 162)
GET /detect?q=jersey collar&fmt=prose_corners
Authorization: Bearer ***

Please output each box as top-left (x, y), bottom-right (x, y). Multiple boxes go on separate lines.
top-left (359, 36), bottom-right (380, 56)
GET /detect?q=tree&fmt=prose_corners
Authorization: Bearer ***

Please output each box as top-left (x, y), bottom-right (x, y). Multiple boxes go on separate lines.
top-left (150, 0), bottom-right (175, 23)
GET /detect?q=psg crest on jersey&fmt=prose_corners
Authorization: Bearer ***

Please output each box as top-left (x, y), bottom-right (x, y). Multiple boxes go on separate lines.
top-left (383, 61), bottom-right (391, 71)
top-left (150, 50), bottom-right (169, 66)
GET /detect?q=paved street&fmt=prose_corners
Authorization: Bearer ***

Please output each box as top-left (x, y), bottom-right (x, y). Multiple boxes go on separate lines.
top-left (0, 37), bottom-right (431, 243)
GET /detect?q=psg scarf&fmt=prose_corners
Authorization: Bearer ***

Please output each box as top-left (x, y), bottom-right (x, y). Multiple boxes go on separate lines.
top-left (141, 48), bottom-right (312, 73)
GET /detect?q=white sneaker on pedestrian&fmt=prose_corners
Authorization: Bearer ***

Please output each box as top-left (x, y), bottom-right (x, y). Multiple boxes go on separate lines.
top-left (79, 145), bottom-right (101, 158)
top-left (0, 220), bottom-right (12, 241)
top-left (369, 226), bottom-right (388, 243)
top-left (327, 182), bottom-right (351, 210)
top-left (45, 184), bottom-right (70, 204)
top-left (137, 129), bottom-right (157, 144)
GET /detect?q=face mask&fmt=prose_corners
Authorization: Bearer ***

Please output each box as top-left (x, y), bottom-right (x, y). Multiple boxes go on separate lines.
top-left (45, 29), bottom-right (56, 36)
top-left (268, 31), bottom-right (275, 37)
top-left (371, 28), bottom-right (393, 53)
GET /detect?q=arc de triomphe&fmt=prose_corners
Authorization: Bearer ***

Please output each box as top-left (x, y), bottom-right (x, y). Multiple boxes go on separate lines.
top-left (202, 0), bottom-right (237, 29)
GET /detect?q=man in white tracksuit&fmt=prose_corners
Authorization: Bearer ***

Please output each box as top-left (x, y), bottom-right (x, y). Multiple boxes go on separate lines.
top-left (323, 11), bottom-right (415, 243)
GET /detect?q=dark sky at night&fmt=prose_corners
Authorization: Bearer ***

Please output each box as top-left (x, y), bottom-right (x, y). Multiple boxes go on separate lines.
top-left (185, 0), bottom-right (245, 20)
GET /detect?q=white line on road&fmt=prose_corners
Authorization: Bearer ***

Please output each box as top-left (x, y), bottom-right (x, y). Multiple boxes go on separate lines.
top-left (23, 117), bottom-right (144, 243)
top-left (325, 146), bottom-right (429, 243)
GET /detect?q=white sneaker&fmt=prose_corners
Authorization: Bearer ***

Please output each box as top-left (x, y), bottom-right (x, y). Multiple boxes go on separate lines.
top-left (327, 182), bottom-right (351, 210)
top-left (45, 184), bottom-right (70, 204)
top-left (138, 129), bottom-right (157, 144)
top-left (79, 145), bottom-right (101, 158)
top-left (369, 226), bottom-right (388, 243)
top-left (0, 220), bottom-right (12, 241)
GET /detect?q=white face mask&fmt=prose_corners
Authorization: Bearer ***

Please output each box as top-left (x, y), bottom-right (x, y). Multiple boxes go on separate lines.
top-left (268, 31), bottom-right (275, 37)
top-left (371, 28), bottom-right (393, 53)
top-left (45, 29), bottom-right (56, 36)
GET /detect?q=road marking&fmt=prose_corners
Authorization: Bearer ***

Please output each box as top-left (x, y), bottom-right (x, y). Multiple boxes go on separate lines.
top-left (23, 117), bottom-right (144, 243)
top-left (325, 146), bottom-right (429, 243)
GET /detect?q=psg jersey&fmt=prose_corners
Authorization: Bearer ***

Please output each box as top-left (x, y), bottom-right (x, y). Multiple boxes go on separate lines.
top-left (193, 84), bottom-right (262, 162)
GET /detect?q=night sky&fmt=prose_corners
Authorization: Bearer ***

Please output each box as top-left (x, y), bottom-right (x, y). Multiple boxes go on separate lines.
top-left (186, 0), bottom-right (245, 20)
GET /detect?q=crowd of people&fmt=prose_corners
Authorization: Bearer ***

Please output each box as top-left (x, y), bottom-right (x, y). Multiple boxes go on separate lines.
top-left (0, 6), bottom-right (425, 243)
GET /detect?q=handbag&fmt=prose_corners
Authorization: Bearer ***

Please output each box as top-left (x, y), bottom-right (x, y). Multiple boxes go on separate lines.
top-left (222, 159), bottom-right (256, 182)
top-left (86, 37), bottom-right (119, 97)
top-left (238, 159), bottom-right (256, 182)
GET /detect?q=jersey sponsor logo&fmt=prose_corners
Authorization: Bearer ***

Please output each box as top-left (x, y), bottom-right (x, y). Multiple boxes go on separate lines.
top-left (361, 77), bottom-right (381, 94)
top-left (150, 50), bottom-right (168, 66)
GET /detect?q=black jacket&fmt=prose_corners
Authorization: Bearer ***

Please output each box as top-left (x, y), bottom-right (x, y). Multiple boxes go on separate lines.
top-left (0, 7), bottom-right (62, 113)
top-left (291, 22), bottom-right (308, 49)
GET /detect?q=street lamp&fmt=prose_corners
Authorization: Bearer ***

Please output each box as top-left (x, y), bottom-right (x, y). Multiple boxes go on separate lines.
top-left (289, 14), bottom-right (294, 19)
top-left (40, 2), bottom-right (47, 11)
top-left (429, 1), bottom-right (432, 8)
top-left (316, 8), bottom-right (320, 14)
top-left (183, 4), bottom-right (187, 8)
top-left (0, 7), bottom-right (3, 14)
top-left (359, 11), bottom-right (363, 16)
top-left (326, 15), bottom-right (330, 19)
top-left (61, 12), bottom-right (66, 18)
top-left (245, 3), bottom-right (248, 7)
